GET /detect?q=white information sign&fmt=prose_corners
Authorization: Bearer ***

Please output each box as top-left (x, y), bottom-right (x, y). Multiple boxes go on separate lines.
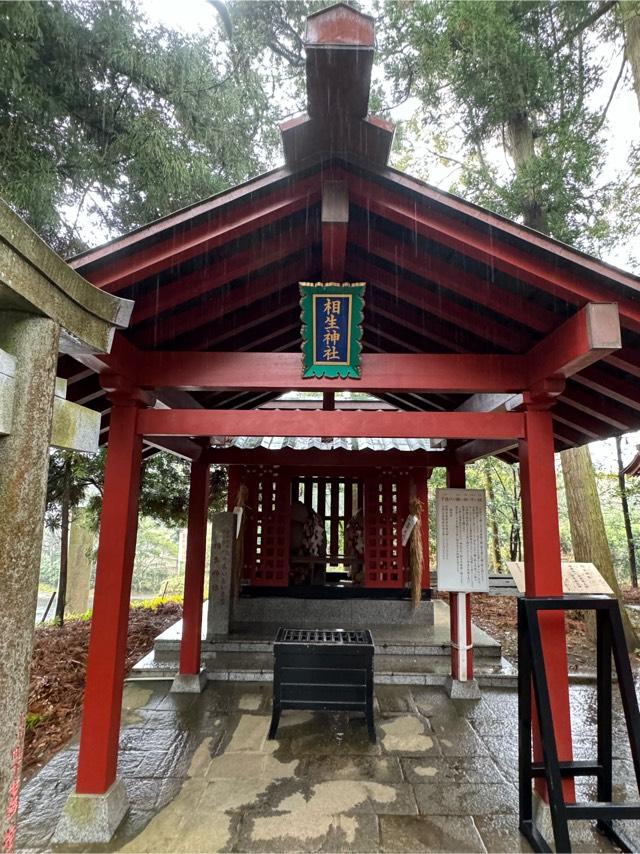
top-left (436, 488), bottom-right (489, 592)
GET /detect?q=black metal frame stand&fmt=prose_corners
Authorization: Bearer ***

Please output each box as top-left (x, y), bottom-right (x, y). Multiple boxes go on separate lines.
top-left (518, 595), bottom-right (640, 852)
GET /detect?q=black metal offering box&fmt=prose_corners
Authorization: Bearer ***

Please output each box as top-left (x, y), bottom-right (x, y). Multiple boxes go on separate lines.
top-left (268, 627), bottom-right (375, 742)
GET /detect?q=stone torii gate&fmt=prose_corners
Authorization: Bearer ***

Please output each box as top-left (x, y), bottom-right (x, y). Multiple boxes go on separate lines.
top-left (0, 200), bottom-right (132, 850)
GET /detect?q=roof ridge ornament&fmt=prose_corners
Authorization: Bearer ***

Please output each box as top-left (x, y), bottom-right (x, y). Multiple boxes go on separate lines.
top-left (280, 4), bottom-right (394, 166)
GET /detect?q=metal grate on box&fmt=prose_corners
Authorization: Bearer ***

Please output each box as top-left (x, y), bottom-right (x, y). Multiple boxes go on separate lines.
top-left (275, 628), bottom-right (373, 646)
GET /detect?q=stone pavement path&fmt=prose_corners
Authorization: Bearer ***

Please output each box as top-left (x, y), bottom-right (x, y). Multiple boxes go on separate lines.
top-left (16, 682), bottom-right (639, 852)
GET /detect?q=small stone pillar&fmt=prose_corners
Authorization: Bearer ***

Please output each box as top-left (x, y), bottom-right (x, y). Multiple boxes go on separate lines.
top-left (66, 509), bottom-right (94, 615)
top-left (207, 512), bottom-right (235, 639)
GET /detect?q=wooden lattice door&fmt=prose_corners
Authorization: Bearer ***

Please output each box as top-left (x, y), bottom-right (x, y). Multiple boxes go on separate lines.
top-left (362, 473), bottom-right (408, 588)
top-left (245, 467), bottom-right (290, 587)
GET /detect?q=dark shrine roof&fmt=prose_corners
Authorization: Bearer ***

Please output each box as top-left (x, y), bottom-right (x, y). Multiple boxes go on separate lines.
top-left (59, 3), bottom-right (640, 462)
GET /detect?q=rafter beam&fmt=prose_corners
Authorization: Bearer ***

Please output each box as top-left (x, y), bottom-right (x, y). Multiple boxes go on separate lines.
top-left (143, 436), bottom-right (204, 461)
top-left (82, 178), bottom-right (321, 292)
top-left (457, 303), bottom-right (620, 413)
top-left (349, 222), bottom-right (557, 334)
top-left (344, 172), bottom-right (640, 332)
top-left (129, 220), bottom-right (320, 326)
top-left (207, 447), bottom-right (448, 468)
top-left (132, 254), bottom-right (314, 349)
top-left (455, 439), bottom-right (519, 465)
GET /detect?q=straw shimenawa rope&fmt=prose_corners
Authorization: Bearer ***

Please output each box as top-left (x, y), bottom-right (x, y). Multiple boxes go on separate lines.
top-left (408, 495), bottom-right (424, 608)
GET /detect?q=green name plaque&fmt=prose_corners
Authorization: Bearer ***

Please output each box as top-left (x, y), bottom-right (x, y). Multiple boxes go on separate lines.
top-left (300, 282), bottom-right (365, 379)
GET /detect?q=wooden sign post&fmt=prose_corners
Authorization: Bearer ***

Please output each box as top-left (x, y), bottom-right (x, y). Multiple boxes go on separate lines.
top-left (437, 488), bottom-right (489, 696)
top-left (507, 561), bottom-right (614, 596)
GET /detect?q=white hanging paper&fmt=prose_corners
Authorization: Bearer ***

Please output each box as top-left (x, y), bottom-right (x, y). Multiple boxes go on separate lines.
top-left (401, 514), bottom-right (419, 547)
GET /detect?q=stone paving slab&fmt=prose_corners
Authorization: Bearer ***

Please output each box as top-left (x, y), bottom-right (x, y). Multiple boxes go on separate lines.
top-left (380, 814), bottom-right (487, 853)
top-left (413, 782), bottom-right (518, 816)
top-left (15, 680), bottom-right (640, 853)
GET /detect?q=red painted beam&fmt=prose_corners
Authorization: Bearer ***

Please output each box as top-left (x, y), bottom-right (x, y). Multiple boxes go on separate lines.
top-left (71, 165), bottom-right (299, 270)
top-left (560, 385), bottom-right (636, 432)
top-left (130, 221), bottom-right (319, 325)
top-left (187, 303), bottom-right (297, 353)
top-left (133, 351), bottom-right (527, 393)
top-left (137, 408), bottom-right (525, 439)
top-left (207, 447), bottom-right (449, 468)
top-left (606, 345), bottom-right (640, 379)
top-left (87, 179), bottom-right (321, 292)
top-left (343, 161), bottom-right (640, 296)
top-left (351, 256), bottom-right (533, 351)
top-left (132, 255), bottom-right (315, 349)
top-left (344, 172), bottom-right (640, 332)
top-left (349, 223), bottom-right (557, 334)
top-left (526, 304), bottom-right (621, 386)
top-left (367, 303), bottom-right (486, 353)
top-left (573, 365), bottom-right (640, 413)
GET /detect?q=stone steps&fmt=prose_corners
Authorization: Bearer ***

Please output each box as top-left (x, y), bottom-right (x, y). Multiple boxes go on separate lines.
top-left (131, 649), bottom-right (515, 687)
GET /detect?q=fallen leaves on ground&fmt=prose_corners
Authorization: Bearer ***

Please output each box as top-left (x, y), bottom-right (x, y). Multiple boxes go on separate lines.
top-left (441, 586), bottom-right (640, 672)
top-left (24, 601), bottom-right (182, 776)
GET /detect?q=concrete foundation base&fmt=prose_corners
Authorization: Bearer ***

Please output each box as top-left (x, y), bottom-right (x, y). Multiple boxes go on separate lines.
top-left (53, 778), bottom-right (128, 845)
top-left (445, 675), bottom-right (481, 699)
top-left (170, 668), bottom-right (208, 693)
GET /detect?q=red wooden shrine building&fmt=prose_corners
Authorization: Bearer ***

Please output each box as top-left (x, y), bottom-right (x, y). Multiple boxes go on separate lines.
top-left (53, 3), bottom-right (640, 839)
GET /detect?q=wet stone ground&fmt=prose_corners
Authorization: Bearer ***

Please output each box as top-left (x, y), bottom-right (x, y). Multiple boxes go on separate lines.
top-left (16, 681), bottom-right (640, 853)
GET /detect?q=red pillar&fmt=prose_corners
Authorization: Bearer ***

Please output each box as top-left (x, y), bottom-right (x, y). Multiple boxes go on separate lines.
top-left (519, 407), bottom-right (574, 799)
top-left (446, 464), bottom-right (474, 681)
top-left (76, 399), bottom-right (144, 795)
top-left (179, 454), bottom-right (210, 676)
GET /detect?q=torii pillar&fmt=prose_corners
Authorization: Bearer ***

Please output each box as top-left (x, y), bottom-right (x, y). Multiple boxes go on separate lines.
top-left (0, 201), bottom-right (131, 851)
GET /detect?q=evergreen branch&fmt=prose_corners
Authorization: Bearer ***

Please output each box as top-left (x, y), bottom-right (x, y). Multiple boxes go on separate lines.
top-left (594, 50), bottom-right (627, 132)
top-left (556, 1), bottom-right (617, 49)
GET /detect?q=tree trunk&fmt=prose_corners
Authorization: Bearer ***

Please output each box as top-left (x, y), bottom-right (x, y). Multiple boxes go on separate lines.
top-left (510, 466), bottom-right (522, 561)
top-left (561, 445), bottom-right (638, 648)
top-left (505, 109), bottom-right (634, 644)
top-left (54, 457), bottom-right (71, 626)
top-left (483, 459), bottom-right (502, 570)
top-left (506, 110), bottom-right (549, 232)
top-left (620, 1), bottom-right (640, 116)
top-left (616, 436), bottom-right (638, 587)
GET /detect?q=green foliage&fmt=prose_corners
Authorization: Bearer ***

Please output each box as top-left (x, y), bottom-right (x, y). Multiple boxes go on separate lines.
top-left (379, 0), bottom-right (626, 252)
top-left (45, 449), bottom-right (103, 531)
top-left (0, 0), bottom-right (284, 253)
top-left (130, 594), bottom-right (183, 610)
top-left (25, 713), bottom-right (44, 731)
top-left (131, 517), bottom-right (179, 594)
